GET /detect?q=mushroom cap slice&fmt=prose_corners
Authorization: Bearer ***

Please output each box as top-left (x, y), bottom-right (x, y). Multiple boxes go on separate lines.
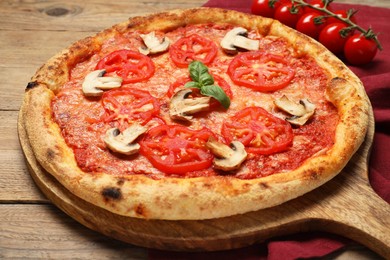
top-left (274, 95), bottom-right (316, 126)
top-left (139, 32), bottom-right (170, 55)
top-left (274, 95), bottom-right (307, 116)
top-left (206, 137), bottom-right (247, 171)
top-left (169, 89), bottom-right (211, 121)
top-left (220, 27), bottom-right (259, 54)
top-left (82, 69), bottom-right (123, 96)
top-left (104, 124), bottom-right (147, 155)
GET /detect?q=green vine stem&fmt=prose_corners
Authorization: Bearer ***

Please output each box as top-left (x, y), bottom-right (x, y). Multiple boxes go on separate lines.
top-left (291, 0), bottom-right (383, 50)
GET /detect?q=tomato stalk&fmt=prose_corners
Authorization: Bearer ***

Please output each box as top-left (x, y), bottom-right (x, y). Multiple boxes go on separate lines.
top-left (291, 0), bottom-right (383, 50)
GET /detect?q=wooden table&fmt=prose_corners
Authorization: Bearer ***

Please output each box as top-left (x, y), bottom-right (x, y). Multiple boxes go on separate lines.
top-left (1, 0), bottom-right (388, 258)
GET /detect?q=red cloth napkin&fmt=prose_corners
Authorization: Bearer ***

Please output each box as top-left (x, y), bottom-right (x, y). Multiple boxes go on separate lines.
top-left (149, 1), bottom-right (390, 259)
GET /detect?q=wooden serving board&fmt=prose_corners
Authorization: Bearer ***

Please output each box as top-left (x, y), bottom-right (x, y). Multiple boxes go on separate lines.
top-left (18, 106), bottom-right (390, 258)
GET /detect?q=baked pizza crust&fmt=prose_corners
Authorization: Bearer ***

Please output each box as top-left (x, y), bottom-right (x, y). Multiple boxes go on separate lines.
top-left (21, 8), bottom-right (369, 220)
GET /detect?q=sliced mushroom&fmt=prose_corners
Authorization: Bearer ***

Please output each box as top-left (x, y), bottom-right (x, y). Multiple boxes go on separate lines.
top-left (82, 69), bottom-right (122, 96)
top-left (139, 32), bottom-right (170, 55)
top-left (169, 89), bottom-right (211, 121)
top-left (104, 124), bottom-right (147, 155)
top-left (206, 137), bottom-right (247, 171)
top-left (274, 95), bottom-right (316, 126)
top-left (220, 27), bottom-right (259, 54)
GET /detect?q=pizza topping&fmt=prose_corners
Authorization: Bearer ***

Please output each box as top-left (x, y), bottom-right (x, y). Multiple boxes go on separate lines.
top-left (82, 69), bottom-right (122, 96)
top-left (95, 50), bottom-right (155, 84)
top-left (206, 137), bottom-right (247, 171)
top-left (104, 124), bottom-right (147, 155)
top-left (138, 32), bottom-right (170, 55)
top-left (274, 95), bottom-right (316, 125)
top-left (185, 61), bottom-right (231, 109)
top-left (101, 88), bottom-right (160, 125)
top-left (222, 107), bottom-right (293, 154)
top-left (228, 51), bottom-right (295, 92)
top-left (169, 89), bottom-right (211, 121)
top-left (139, 125), bottom-right (215, 175)
top-left (220, 27), bottom-right (259, 54)
top-left (169, 34), bottom-right (218, 67)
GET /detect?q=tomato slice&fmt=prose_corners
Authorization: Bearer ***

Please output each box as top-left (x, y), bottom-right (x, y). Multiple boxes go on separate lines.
top-left (140, 125), bottom-right (215, 175)
top-left (167, 74), bottom-right (233, 109)
top-left (101, 88), bottom-right (160, 126)
top-left (169, 34), bottom-right (218, 68)
top-left (95, 50), bottom-right (155, 84)
top-left (228, 51), bottom-right (295, 92)
top-left (222, 107), bottom-right (293, 154)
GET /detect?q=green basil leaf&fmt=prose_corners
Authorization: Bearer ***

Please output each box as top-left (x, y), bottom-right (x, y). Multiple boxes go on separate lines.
top-left (184, 81), bottom-right (201, 89)
top-left (200, 85), bottom-right (231, 109)
top-left (199, 72), bottom-right (214, 86)
top-left (188, 61), bottom-right (209, 83)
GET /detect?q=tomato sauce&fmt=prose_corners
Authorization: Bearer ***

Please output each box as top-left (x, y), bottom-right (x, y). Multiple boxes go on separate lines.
top-left (51, 24), bottom-right (338, 179)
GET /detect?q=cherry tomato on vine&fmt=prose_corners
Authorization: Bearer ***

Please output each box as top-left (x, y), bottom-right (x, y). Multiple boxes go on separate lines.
top-left (251, 0), bottom-right (280, 18)
top-left (326, 10), bottom-right (357, 25)
top-left (296, 12), bottom-right (326, 39)
top-left (318, 23), bottom-right (351, 55)
top-left (274, 3), bottom-right (304, 28)
top-left (303, 0), bottom-right (332, 14)
top-left (344, 34), bottom-right (378, 65)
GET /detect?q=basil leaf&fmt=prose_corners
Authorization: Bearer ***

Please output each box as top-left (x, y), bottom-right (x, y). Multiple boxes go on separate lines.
top-left (188, 61), bottom-right (209, 83)
top-left (199, 72), bottom-right (214, 86)
top-left (184, 81), bottom-right (201, 89)
top-left (200, 85), bottom-right (231, 109)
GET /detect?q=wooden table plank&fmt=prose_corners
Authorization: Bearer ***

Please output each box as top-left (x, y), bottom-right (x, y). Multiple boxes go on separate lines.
top-left (0, 204), bottom-right (148, 259)
top-left (0, 0), bottom-right (207, 32)
top-left (1, 0), bottom-right (389, 258)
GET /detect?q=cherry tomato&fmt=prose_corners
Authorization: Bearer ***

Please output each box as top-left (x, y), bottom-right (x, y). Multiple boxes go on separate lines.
top-left (96, 50), bottom-right (155, 84)
top-left (167, 74), bottom-right (233, 109)
top-left (344, 34), bottom-right (378, 65)
top-left (318, 23), bottom-right (351, 54)
top-left (296, 12), bottom-right (326, 39)
top-left (222, 107), bottom-right (293, 155)
top-left (140, 125), bottom-right (215, 175)
top-left (228, 51), bottom-right (295, 92)
top-left (326, 10), bottom-right (357, 25)
top-left (274, 3), bottom-right (304, 28)
top-left (169, 34), bottom-right (218, 68)
top-left (303, 0), bottom-right (332, 14)
top-left (101, 88), bottom-right (160, 126)
top-left (251, 0), bottom-right (280, 18)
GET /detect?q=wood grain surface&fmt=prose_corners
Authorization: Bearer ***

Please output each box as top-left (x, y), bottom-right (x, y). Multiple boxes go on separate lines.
top-left (1, 0), bottom-right (389, 259)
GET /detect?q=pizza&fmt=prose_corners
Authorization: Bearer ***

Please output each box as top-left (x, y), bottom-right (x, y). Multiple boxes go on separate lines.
top-left (20, 7), bottom-right (370, 220)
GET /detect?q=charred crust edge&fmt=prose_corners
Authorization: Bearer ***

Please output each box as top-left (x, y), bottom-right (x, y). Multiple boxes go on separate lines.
top-left (26, 81), bottom-right (39, 91)
top-left (102, 187), bottom-right (122, 200)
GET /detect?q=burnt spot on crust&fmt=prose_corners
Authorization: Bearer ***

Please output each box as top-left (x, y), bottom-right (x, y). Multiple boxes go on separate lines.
top-left (102, 187), bottom-right (122, 201)
top-left (26, 81), bottom-right (39, 91)
top-left (135, 203), bottom-right (146, 217)
top-left (46, 148), bottom-right (56, 160)
top-left (116, 178), bottom-right (125, 186)
top-left (259, 182), bottom-right (269, 189)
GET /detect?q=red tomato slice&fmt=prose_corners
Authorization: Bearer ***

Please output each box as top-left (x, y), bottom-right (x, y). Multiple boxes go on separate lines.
top-left (101, 88), bottom-right (160, 126)
top-left (228, 51), bottom-right (295, 92)
top-left (222, 107), bottom-right (293, 154)
top-left (140, 125), bottom-right (215, 175)
top-left (96, 50), bottom-right (155, 84)
top-left (167, 75), bottom-right (233, 109)
top-left (169, 34), bottom-right (218, 68)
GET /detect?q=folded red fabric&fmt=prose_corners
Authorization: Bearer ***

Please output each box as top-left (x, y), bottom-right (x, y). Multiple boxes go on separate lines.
top-left (149, 1), bottom-right (390, 258)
